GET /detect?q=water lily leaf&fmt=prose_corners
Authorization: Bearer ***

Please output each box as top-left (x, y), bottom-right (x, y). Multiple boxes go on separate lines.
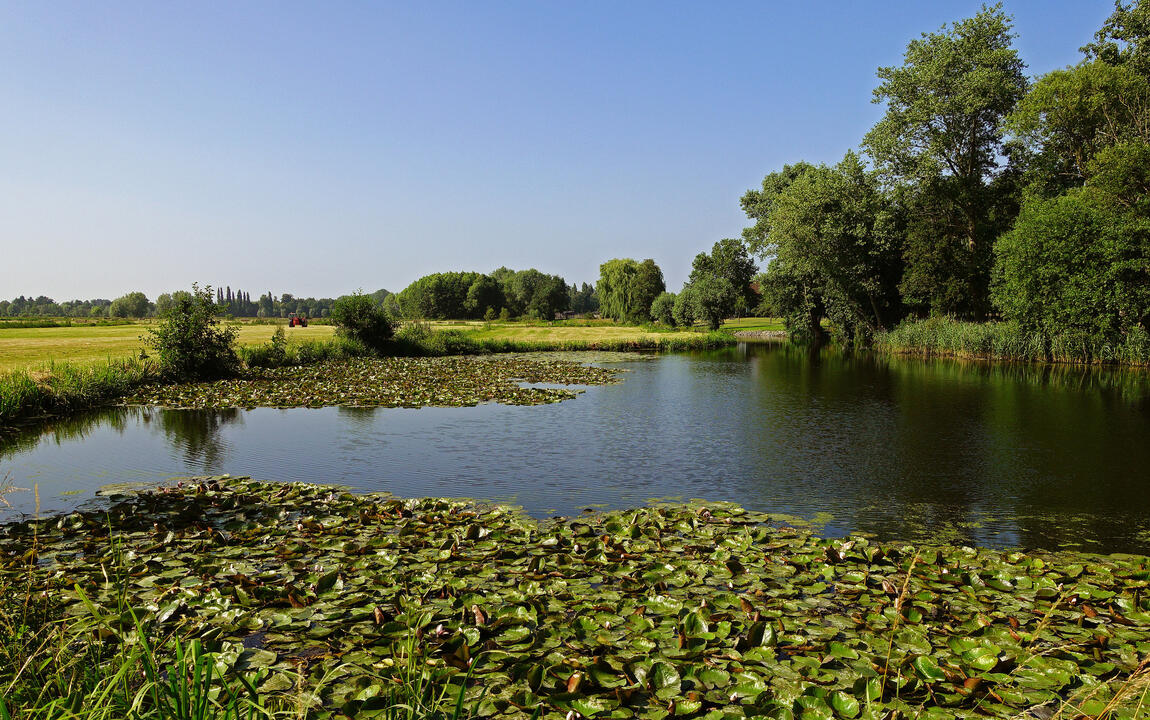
top-left (746, 620), bottom-right (777, 647)
top-left (650, 662), bottom-right (681, 700)
top-left (912, 655), bottom-right (947, 683)
top-left (257, 672), bottom-right (296, 693)
top-left (572, 696), bottom-right (620, 717)
top-left (235, 648), bottom-right (278, 669)
top-left (698, 667), bottom-right (730, 688)
top-left (828, 690), bottom-right (860, 718)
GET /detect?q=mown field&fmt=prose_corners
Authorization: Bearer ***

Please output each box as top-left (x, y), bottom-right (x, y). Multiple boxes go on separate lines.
top-left (0, 318), bottom-right (777, 373)
top-left (0, 322), bottom-right (337, 373)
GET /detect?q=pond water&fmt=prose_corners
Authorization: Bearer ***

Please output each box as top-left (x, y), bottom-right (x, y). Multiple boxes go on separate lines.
top-left (3, 343), bottom-right (1150, 553)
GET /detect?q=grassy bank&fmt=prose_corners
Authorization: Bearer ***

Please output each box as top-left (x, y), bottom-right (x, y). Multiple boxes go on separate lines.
top-left (875, 317), bottom-right (1150, 366)
top-left (0, 359), bottom-right (158, 427)
top-left (3, 478), bottom-right (1149, 719)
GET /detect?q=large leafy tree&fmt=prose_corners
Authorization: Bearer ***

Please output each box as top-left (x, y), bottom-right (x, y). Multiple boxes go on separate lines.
top-left (510, 269), bottom-right (569, 320)
top-left (741, 153), bottom-right (900, 342)
top-left (1008, 60), bottom-right (1150, 191)
top-left (687, 239), bottom-right (758, 316)
top-left (597, 259), bottom-right (665, 323)
top-left (993, 0), bottom-right (1150, 352)
top-left (1082, 0), bottom-right (1150, 75)
top-left (397, 272), bottom-right (487, 319)
top-left (109, 291), bottom-right (153, 318)
top-left (863, 3), bottom-right (1028, 317)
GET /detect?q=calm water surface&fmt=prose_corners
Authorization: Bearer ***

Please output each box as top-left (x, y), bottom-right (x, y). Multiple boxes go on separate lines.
top-left (3, 343), bottom-right (1149, 553)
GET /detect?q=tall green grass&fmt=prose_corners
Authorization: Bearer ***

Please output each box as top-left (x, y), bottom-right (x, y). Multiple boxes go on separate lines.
top-left (0, 359), bottom-right (156, 426)
top-left (874, 317), bottom-right (1150, 366)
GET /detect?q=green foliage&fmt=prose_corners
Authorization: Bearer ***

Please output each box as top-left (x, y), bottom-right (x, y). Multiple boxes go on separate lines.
top-left (0, 359), bottom-right (156, 425)
top-left (504, 268), bottom-right (569, 320)
top-left (687, 275), bottom-right (735, 331)
top-left (876, 315), bottom-right (1150, 365)
top-left (649, 292), bottom-right (676, 326)
top-left (744, 153), bottom-right (900, 343)
top-left (676, 239), bottom-right (758, 331)
top-left (1081, 0), bottom-right (1150, 76)
top-left (145, 285), bottom-right (239, 381)
top-left (863, 3), bottom-right (1027, 318)
top-left (993, 187), bottom-right (1150, 353)
top-left (597, 258), bottom-right (665, 323)
top-left (464, 275), bottom-right (503, 318)
top-left (1008, 60), bottom-right (1150, 188)
top-left (568, 282), bottom-right (599, 314)
top-left (5, 480), bottom-right (1150, 719)
top-left (109, 291), bottom-right (153, 319)
top-left (671, 286), bottom-right (697, 327)
top-left (397, 269), bottom-right (569, 321)
top-left (688, 238), bottom-right (758, 310)
top-left (398, 272), bottom-right (491, 319)
top-left (241, 327), bottom-right (290, 368)
top-left (331, 291), bottom-right (394, 351)
top-left (0, 296), bottom-right (114, 318)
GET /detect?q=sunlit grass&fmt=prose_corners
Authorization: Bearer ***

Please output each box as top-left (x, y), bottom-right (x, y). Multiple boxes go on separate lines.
top-left (0, 323), bottom-right (337, 373)
top-left (720, 317), bottom-right (785, 332)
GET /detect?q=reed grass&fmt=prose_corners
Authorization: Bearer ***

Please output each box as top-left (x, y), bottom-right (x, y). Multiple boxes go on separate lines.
top-left (0, 359), bottom-right (157, 426)
top-left (874, 317), bottom-right (1150, 366)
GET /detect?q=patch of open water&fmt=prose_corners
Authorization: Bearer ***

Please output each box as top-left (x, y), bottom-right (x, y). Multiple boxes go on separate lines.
top-left (3, 344), bottom-right (1150, 553)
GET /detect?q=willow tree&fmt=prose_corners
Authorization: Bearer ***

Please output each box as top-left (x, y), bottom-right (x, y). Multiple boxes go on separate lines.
top-left (597, 258), bottom-right (665, 323)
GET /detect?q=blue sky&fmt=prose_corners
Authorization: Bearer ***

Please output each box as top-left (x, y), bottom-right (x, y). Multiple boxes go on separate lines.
top-left (0, 1), bottom-right (1114, 301)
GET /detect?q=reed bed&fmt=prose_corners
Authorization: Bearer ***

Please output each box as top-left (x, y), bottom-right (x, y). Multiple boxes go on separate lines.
top-left (875, 317), bottom-right (1150, 366)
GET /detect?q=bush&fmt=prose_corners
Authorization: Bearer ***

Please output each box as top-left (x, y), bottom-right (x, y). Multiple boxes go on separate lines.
top-left (650, 292), bottom-right (677, 326)
top-left (145, 285), bottom-right (239, 380)
top-left (994, 187), bottom-right (1150, 354)
top-left (331, 291), bottom-right (394, 351)
top-left (672, 287), bottom-right (697, 327)
top-left (242, 327), bottom-right (290, 368)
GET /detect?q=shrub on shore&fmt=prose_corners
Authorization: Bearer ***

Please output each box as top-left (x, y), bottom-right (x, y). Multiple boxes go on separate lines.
top-left (330, 291), bottom-right (394, 351)
top-left (145, 284), bottom-right (239, 381)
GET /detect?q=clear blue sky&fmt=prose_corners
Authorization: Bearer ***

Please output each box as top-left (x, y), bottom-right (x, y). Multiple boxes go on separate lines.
top-left (0, 1), bottom-right (1114, 301)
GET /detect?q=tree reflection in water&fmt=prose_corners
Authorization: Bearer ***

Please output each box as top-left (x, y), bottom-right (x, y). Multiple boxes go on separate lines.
top-left (148, 408), bottom-right (243, 472)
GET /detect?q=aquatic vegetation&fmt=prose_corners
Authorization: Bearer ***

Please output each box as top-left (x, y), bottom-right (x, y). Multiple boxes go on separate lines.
top-left (2, 478), bottom-right (1148, 718)
top-left (125, 356), bottom-right (623, 410)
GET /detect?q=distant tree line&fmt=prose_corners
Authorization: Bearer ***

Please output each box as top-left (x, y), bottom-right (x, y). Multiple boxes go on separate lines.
top-left (0, 293), bottom-right (154, 318)
top-left (394, 268), bottom-right (599, 320)
top-left (739, 1), bottom-right (1150, 348)
top-left (0, 288), bottom-right (396, 320)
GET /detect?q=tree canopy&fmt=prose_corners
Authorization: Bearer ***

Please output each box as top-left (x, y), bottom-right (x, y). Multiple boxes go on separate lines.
top-left (597, 259), bottom-right (665, 323)
top-left (862, 3), bottom-right (1028, 318)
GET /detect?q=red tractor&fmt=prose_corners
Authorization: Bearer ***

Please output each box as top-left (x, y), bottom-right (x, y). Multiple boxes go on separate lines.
top-left (288, 312), bottom-right (308, 327)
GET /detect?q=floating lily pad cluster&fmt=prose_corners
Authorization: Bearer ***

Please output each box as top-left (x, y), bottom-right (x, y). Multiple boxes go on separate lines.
top-left (2, 479), bottom-right (1149, 719)
top-left (124, 357), bottom-right (622, 409)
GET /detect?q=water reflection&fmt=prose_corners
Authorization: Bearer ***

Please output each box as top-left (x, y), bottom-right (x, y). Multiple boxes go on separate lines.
top-left (1, 346), bottom-right (1148, 553)
top-left (149, 408), bottom-right (243, 471)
